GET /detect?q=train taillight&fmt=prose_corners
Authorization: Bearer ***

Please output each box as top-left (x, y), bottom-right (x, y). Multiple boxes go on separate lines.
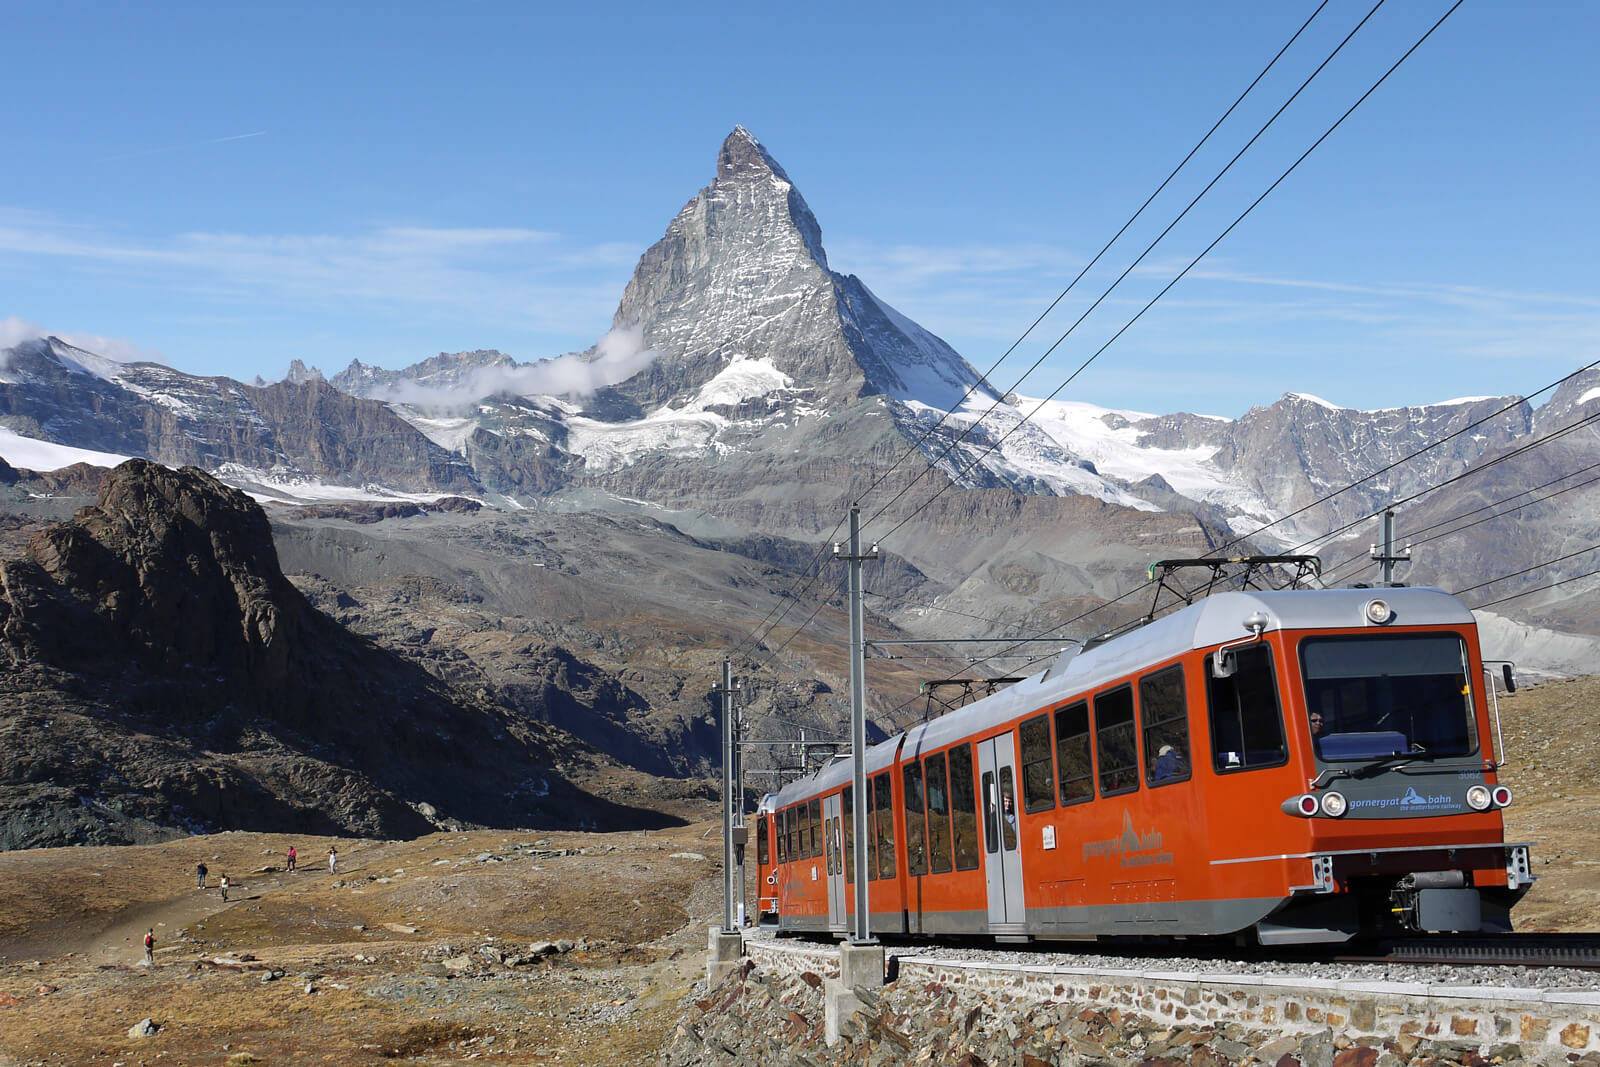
top-left (1492, 785), bottom-right (1513, 808)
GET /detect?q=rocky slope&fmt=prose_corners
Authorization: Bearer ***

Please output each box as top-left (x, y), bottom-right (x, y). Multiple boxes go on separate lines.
top-left (0, 460), bottom-right (675, 848)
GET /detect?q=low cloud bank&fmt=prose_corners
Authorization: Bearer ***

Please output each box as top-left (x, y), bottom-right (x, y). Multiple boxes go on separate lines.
top-left (0, 317), bottom-right (45, 367)
top-left (377, 325), bottom-right (658, 408)
top-left (0, 318), bottom-right (164, 370)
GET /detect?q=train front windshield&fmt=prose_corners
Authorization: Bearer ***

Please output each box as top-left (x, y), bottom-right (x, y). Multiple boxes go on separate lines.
top-left (1300, 634), bottom-right (1477, 760)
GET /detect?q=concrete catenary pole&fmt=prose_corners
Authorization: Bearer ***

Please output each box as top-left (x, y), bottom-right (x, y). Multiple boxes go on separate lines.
top-left (721, 657), bottom-right (736, 932)
top-left (1369, 507), bottom-right (1412, 586)
top-left (833, 507), bottom-right (878, 944)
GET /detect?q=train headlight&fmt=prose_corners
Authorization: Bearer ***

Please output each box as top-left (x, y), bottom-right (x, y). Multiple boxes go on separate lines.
top-left (1492, 785), bottom-right (1513, 808)
top-left (1319, 791), bottom-right (1348, 817)
top-left (1363, 598), bottom-right (1394, 625)
top-left (1466, 785), bottom-right (1492, 811)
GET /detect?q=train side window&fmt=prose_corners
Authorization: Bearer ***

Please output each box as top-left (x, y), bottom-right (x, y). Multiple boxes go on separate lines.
top-left (1207, 643), bottom-right (1287, 772)
top-left (948, 742), bottom-right (981, 871)
top-left (874, 771), bottom-right (896, 880)
top-left (1140, 664), bottom-right (1192, 786)
top-left (776, 808), bottom-right (787, 863)
top-left (830, 804), bottom-right (842, 878)
top-left (757, 814), bottom-right (769, 868)
top-left (1095, 686), bottom-right (1140, 796)
top-left (903, 760), bottom-right (928, 877)
top-left (1019, 714), bottom-right (1056, 813)
top-left (999, 766), bottom-right (1018, 851)
top-left (796, 804), bottom-right (809, 862)
top-left (843, 786), bottom-right (855, 883)
top-left (925, 752), bottom-right (954, 874)
top-left (808, 797), bottom-right (822, 859)
top-left (1054, 701), bottom-right (1094, 805)
top-left (865, 777), bottom-right (880, 880)
top-left (981, 770), bottom-right (998, 854)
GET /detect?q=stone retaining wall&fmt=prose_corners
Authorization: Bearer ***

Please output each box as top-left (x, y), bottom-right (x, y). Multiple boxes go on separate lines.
top-left (662, 939), bottom-right (1600, 1067)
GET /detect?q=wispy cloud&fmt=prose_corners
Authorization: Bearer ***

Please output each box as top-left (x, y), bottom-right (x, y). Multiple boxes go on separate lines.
top-left (0, 210), bottom-right (631, 338)
top-left (372, 324), bottom-right (658, 407)
top-left (96, 130), bottom-right (268, 164)
top-left (0, 316), bottom-right (166, 369)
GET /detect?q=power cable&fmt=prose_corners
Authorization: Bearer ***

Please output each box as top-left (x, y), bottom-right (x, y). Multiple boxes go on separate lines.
top-left (1218, 360), bottom-right (1600, 556)
top-left (848, 0), bottom-right (1338, 507)
top-left (1470, 564), bottom-right (1600, 612)
top-left (865, 0), bottom-right (1464, 548)
top-left (1283, 406), bottom-right (1600, 565)
top-left (1319, 464), bottom-right (1600, 584)
top-left (1453, 543), bottom-right (1600, 600)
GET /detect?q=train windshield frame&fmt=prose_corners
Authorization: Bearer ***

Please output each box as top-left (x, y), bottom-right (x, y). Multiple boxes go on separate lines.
top-left (1298, 632), bottom-right (1478, 761)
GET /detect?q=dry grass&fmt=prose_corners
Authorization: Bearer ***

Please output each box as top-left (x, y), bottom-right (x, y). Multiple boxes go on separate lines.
top-left (0, 819), bottom-right (724, 1066)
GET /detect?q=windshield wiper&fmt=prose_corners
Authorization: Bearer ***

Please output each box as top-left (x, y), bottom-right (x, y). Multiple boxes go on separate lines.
top-left (1311, 744), bottom-right (1432, 788)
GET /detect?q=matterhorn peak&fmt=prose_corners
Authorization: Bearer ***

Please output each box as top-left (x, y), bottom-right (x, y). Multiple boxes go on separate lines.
top-left (607, 128), bottom-right (991, 412)
top-left (717, 125), bottom-right (795, 186)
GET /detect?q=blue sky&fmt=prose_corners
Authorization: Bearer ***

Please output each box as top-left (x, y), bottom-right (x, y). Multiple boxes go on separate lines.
top-left (2, 1), bottom-right (1596, 417)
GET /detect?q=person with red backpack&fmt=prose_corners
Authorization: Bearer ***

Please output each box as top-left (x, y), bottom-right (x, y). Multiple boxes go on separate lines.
top-left (142, 928), bottom-right (155, 967)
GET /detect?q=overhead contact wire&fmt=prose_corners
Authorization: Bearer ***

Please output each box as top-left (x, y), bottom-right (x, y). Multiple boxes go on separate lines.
top-left (850, 0), bottom-right (1337, 506)
top-left (859, 0), bottom-right (1394, 540)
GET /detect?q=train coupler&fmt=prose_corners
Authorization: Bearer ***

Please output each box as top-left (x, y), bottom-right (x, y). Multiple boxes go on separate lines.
top-left (1389, 870), bottom-right (1481, 933)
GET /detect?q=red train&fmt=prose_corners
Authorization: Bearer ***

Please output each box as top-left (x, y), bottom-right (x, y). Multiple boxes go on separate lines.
top-left (753, 584), bottom-right (1534, 944)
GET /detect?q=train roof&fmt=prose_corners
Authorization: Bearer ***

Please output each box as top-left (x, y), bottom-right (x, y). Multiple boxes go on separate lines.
top-left (766, 585), bottom-right (1475, 804)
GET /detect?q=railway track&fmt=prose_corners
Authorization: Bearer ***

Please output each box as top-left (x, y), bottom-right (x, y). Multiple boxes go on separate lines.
top-left (790, 930), bottom-right (1600, 974)
top-left (1331, 933), bottom-right (1600, 970)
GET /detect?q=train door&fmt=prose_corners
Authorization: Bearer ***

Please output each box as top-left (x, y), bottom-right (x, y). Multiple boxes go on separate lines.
top-left (823, 793), bottom-right (847, 933)
top-left (978, 734), bottom-right (1026, 932)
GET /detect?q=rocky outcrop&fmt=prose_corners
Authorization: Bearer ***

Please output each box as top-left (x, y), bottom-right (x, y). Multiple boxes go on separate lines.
top-left (283, 497), bottom-right (482, 525)
top-left (0, 460), bottom-right (667, 848)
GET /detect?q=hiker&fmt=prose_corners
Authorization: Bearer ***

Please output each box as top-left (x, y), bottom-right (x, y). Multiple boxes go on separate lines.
top-left (220, 874), bottom-right (230, 902)
top-left (196, 861), bottom-right (208, 889)
top-left (328, 846), bottom-right (338, 874)
top-left (286, 846), bottom-right (297, 872)
top-left (143, 928), bottom-right (155, 966)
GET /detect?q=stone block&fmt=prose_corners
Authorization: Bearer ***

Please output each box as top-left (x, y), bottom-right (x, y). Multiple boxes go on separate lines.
top-left (706, 926), bottom-right (743, 988)
top-left (824, 979), bottom-right (865, 1047)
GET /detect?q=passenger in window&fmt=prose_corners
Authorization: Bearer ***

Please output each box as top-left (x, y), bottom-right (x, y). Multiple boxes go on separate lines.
top-left (1002, 793), bottom-right (1017, 831)
top-left (1309, 712), bottom-right (1325, 737)
top-left (1154, 744), bottom-right (1186, 781)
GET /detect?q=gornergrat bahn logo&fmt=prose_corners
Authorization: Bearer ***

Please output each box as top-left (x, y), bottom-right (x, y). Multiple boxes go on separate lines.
top-left (1349, 786), bottom-right (1460, 813)
top-left (1082, 811), bottom-right (1174, 867)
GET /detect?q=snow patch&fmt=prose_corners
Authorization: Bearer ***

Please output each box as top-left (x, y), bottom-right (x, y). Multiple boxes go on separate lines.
top-left (1287, 392), bottom-right (1341, 410)
top-left (564, 356), bottom-right (798, 472)
top-left (688, 355), bottom-right (792, 409)
top-left (47, 338), bottom-right (126, 383)
top-left (0, 426), bottom-right (131, 472)
top-left (211, 463), bottom-right (477, 508)
top-left (393, 411), bottom-right (481, 453)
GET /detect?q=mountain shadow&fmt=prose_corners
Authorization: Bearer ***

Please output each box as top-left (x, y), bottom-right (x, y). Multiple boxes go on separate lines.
top-left (0, 460), bottom-right (681, 848)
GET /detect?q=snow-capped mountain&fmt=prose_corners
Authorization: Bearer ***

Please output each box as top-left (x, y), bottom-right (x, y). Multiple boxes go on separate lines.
top-left (0, 335), bottom-right (478, 502)
top-left (3, 127), bottom-right (1600, 652)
